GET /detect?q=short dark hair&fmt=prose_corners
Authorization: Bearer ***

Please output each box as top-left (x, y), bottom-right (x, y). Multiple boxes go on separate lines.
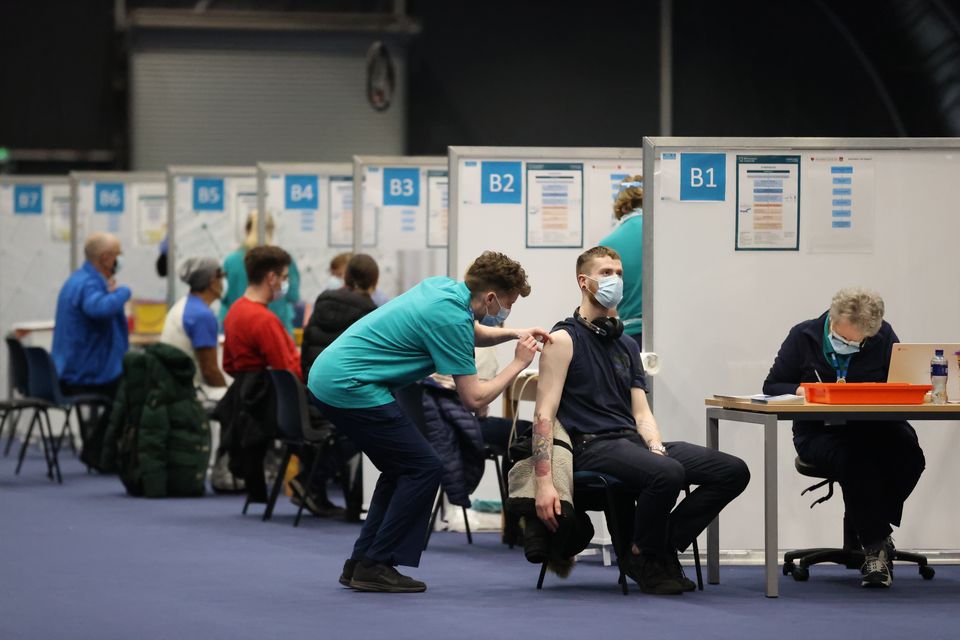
top-left (464, 251), bottom-right (531, 297)
top-left (244, 246), bottom-right (291, 285)
top-left (344, 254), bottom-right (379, 291)
top-left (576, 246), bottom-right (621, 275)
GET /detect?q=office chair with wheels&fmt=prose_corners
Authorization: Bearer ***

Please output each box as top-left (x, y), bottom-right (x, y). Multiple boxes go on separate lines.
top-left (783, 457), bottom-right (935, 582)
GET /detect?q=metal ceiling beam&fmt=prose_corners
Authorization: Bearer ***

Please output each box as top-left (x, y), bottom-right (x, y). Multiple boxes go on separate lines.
top-left (126, 8), bottom-right (422, 35)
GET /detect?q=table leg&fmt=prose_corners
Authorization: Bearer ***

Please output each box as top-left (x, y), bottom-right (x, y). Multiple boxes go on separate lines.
top-left (763, 414), bottom-right (779, 598)
top-left (706, 411), bottom-right (720, 585)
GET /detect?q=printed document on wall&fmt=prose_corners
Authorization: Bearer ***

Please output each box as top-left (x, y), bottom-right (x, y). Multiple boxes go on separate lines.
top-left (805, 155), bottom-right (876, 253)
top-left (136, 195), bottom-right (167, 246)
top-left (328, 176), bottom-right (354, 247)
top-left (657, 152), bottom-right (680, 201)
top-left (426, 170), bottom-right (449, 248)
top-left (526, 162), bottom-right (584, 248)
top-left (735, 155), bottom-right (800, 250)
top-left (50, 195), bottom-right (72, 243)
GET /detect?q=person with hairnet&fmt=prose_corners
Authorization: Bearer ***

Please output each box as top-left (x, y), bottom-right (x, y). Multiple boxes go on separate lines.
top-left (161, 257), bottom-right (227, 389)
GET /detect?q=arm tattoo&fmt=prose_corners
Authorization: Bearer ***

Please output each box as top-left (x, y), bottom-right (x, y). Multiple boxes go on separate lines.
top-left (532, 415), bottom-right (553, 477)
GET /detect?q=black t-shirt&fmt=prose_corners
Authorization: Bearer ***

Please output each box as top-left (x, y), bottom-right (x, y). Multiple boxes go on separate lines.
top-left (555, 316), bottom-right (647, 435)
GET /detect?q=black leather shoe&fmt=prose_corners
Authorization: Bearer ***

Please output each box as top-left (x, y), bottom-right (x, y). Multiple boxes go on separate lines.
top-left (624, 553), bottom-right (685, 595)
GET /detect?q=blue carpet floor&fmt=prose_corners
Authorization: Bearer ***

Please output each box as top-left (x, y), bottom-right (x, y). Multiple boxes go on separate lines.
top-left (1, 450), bottom-right (958, 640)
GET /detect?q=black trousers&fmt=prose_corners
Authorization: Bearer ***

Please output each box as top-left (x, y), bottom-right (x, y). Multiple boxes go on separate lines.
top-left (311, 394), bottom-right (442, 568)
top-left (574, 432), bottom-right (750, 554)
top-left (794, 421), bottom-right (925, 545)
top-left (60, 379), bottom-right (120, 445)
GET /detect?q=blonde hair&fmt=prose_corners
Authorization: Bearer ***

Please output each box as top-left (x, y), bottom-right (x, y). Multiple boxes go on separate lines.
top-left (243, 210), bottom-right (275, 249)
top-left (612, 175), bottom-right (643, 220)
top-left (830, 287), bottom-right (885, 337)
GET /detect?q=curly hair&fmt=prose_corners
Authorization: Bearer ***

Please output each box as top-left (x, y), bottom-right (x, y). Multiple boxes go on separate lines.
top-left (830, 287), bottom-right (885, 337)
top-left (244, 245), bottom-right (291, 285)
top-left (464, 251), bottom-right (531, 297)
top-left (612, 174), bottom-right (643, 220)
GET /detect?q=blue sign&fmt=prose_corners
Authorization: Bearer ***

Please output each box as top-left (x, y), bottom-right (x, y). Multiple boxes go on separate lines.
top-left (95, 183), bottom-right (125, 214)
top-left (193, 178), bottom-right (225, 212)
top-left (481, 161), bottom-right (522, 204)
top-left (13, 184), bottom-right (42, 214)
top-left (680, 153), bottom-right (726, 201)
top-left (285, 175), bottom-right (318, 210)
top-left (383, 168), bottom-right (420, 206)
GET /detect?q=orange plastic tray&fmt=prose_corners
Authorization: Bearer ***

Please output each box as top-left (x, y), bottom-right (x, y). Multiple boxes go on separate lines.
top-left (801, 383), bottom-right (931, 405)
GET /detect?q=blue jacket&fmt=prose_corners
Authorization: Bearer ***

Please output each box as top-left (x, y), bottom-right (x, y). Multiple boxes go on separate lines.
top-left (52, 262), bottom-right (131, 386)
top-left (763, 310), bottom-right (900, 440)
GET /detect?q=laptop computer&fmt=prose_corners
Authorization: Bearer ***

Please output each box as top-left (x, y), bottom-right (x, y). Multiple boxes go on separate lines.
top-left (887, 343), bottom-right (960, 400)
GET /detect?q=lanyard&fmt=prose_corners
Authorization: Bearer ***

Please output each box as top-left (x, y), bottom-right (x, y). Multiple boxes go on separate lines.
top-left (821, 315), bottom-right (853, 382)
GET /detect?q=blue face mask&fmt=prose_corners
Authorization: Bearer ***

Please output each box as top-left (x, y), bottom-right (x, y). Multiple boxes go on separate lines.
top-left (586, 275), bottom-right (624, 309)
top-left (480, 293), bottom-right (510, 327)
top-left (829, 331), bottom-right (861, 355)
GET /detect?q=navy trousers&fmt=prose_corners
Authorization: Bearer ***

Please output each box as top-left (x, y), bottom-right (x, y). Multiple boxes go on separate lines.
top-left (311, 394), bottom-right (442, 568)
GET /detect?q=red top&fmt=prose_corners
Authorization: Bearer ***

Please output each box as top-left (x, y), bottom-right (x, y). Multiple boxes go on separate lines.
top-left (223, 296), bottom-right (302, 381)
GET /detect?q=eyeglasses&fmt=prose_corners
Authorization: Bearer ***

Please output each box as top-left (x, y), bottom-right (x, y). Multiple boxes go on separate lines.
top-left (830, 329), bottom-right (864, 349)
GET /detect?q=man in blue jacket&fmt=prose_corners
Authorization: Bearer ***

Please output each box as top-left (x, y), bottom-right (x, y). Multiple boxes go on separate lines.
top-left (52, 233), bottom-right (131, 446)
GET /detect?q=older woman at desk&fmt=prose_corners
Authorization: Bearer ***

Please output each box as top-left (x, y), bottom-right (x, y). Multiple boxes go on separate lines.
top-left (763, 287), bottom-right (925, 590)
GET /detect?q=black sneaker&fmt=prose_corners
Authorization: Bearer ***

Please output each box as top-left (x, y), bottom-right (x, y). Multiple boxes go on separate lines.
top-left (860, 541), bottom-right (893, 588)
top-left (349, 562), bottom-right (427, 593)
top-left (666, 552), bottom-right (697, 592)
top-left (339, 558), bottom-right (357, 587)
top-left (624, 553), bottom-right (685, 595)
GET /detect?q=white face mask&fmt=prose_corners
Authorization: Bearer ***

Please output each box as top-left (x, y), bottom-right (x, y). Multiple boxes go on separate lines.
top-left (585, 275), bottom-right (624, 309)
top-left (273, 279), bottom-right (290, 301)
top-left (112, 255), bottom-right (124, 275)
top-left (221, 277), bottom-right (229, 295)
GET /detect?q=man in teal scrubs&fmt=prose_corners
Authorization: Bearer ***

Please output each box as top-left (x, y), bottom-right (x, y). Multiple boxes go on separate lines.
top-left (308, 251), bottom-right (548, 593)
top-left (599, 177), bottom-right (643, 347)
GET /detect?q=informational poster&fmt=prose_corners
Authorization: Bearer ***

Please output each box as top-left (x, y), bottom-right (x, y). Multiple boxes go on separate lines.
top-left (805, 154), bottom-right (876, 253)
top-left (426, 170), bottom-right (449, 248)
top-left (587, 160), bottom-right (642, 230)
top-left (50, 195), bottom-right (72, 243)
top-left (525, 162), bottom-right (584, 248)
top-left (735, 155), bottom-right (800, 250)
top-left (174, 176), bottom-right (237, 264)
top-left (328, 176), bottom-right (354, 247)
top-left (136, 195), bottom-right (167, 246)
top-left (359, 167), bottom-right (385, 247)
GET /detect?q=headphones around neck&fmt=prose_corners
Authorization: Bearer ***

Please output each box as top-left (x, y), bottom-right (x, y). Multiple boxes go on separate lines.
top-left (573, 307), bottom-right (624, 341)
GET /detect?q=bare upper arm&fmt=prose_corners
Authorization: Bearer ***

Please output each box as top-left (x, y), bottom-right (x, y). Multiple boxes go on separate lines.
top-left (534, 330), bottom-right (573, 419)
top-left (452, 373), bottom-right (482, 411)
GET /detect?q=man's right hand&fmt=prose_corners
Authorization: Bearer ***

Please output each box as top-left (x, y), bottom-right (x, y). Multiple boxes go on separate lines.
top-left (514, 334), bottom-right (539, 368)
top-left (107, 277), bottom-right (118, 292)
top-left (535, 482), bottom-right (562, 533)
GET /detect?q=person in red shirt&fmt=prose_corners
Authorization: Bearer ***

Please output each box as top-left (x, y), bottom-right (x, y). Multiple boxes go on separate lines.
top-left (223, 246), bottom-right (301, 379)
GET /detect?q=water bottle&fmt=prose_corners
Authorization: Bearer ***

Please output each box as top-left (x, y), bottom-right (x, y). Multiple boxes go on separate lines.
top-left (931, 349), bottom-right (948, 404)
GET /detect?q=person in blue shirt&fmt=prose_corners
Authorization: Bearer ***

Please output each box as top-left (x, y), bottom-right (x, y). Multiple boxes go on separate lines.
top-left (309, 251), bottom-right (549, 593)
top-left (160, 256), bottom-right (227, 390)
top-left (219, 211), bottom-right (301, 336)
top-left (51, 233), bottom-right (131, 447)
top-left (599, 177), bottom-right (644, 348)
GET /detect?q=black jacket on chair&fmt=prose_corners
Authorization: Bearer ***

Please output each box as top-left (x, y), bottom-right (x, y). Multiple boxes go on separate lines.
top-left (213, 371), bottom-right (277, 501)
top-left (420, 383), bottom-right (486, 508)
top-left (301, 288), bottom-right (377, 377)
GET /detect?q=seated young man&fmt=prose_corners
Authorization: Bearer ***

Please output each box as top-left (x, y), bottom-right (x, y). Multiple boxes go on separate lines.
top-left (533, 246), bottom-right (750, 595)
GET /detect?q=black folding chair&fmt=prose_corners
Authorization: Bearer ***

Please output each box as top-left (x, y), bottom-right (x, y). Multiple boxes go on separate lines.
top-left (243, 369), bottom-right (334, 523)
top-left (3, 336), bottom-right (36, 457)
top-left (17, 347), bottom-right (111, 482)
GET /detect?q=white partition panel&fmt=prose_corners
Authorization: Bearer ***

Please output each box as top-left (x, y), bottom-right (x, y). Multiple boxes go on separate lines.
top-left (449, 147), bottom-right (644, 396)
top-left (643, 137), bottom-right (960, 552)
top-left (167, 166), bottom-right (257, 303)
top-left (71, 172), bottom-right (167, 302)
top-left (0, 176), bottom-right (72, 394)
top-left (257, 163), bottom-right (353, 307)
top-left (352, 156), bottom-right (447, 299)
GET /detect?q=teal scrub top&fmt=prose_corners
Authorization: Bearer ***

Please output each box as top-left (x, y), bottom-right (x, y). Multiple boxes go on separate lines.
top-left (219, 248), bottom-right (301, 336)
top-left (599, 212), bottom-right (642, 336)
top-left (308, 277), bottom-right (478, 409)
